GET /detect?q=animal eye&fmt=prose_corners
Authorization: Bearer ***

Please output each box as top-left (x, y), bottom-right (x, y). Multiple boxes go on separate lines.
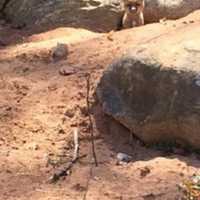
top-left (125, 4), bottom-right (132, 9)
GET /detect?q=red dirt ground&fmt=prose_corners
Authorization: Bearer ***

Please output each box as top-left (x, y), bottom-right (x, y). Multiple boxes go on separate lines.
top-left (1, 12), bottom-right (200, 200)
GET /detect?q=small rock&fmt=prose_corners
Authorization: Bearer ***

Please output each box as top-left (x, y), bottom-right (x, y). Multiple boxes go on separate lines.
top-left (116, 152), bottom-right (132, 164)
top-left (52, 43), bottom-right (68, 62)
top-left (59, 66), bottom-right (77, 76)
top-left (140, 166), bottom-right (151, 178)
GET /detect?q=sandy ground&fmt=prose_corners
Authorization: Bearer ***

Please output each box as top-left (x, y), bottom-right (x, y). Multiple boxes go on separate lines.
top-left (1, 12), bottom-right (200, 200)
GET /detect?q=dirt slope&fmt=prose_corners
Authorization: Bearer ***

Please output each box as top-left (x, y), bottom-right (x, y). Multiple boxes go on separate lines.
top-left (1, 11), bottom-right (200, 200)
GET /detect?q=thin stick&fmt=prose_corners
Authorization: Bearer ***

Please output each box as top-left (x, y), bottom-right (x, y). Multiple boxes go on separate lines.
top-left (82, 165), bottom-right (93, 200)
top-left (72, 127), bottom-right (79, 162)
top-left (49, 127), bottom-right (79, 183)
top-left (86, 73), bottom-right (98, 167)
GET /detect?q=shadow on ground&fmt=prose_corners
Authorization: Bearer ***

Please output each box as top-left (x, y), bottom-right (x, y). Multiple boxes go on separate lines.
top-left (93, 104), bottom-right (200, 169)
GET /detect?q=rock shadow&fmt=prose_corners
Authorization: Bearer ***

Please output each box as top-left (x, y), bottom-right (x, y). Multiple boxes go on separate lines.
top-left (93, 104), bottom-right (200, 168)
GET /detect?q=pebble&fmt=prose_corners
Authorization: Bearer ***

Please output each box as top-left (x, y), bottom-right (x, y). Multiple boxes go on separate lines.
top-left (116, 152), bottom-right (132, 164)
top-left (52, 43), bottom-right (68, 61)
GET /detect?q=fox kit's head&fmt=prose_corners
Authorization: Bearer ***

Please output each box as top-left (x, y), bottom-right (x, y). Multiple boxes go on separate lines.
top-left (123, 0), bottom-right (144, 14)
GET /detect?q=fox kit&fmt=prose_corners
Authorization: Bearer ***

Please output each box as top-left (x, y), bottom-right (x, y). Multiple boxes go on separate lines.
top-left (120, 0), bottom-right (145, 29)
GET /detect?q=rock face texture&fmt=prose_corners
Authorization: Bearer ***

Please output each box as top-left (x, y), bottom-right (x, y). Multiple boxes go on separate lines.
top-left (0, 0), bottom-right (6, 11)
top-left (0, 0), bottom-right (200, 31)
top-left (2, 0), bottom-right (121, 31)
top-left (97, 16), bottom-right (200, 149)
top-left (144, 0), bottom-right (200, 23)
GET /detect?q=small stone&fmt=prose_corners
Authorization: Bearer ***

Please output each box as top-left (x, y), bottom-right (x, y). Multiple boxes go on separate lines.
top-left (59, 66), bottom-right (77, 76)
top-left (52, 43), bottom-right (68, 62)
top-left (140, 166), bottom-right (151, 178)
top-left (116, 152), bottom-right (132, 164)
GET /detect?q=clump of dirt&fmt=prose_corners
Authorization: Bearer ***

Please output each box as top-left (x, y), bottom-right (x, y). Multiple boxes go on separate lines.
top-left (1, 15), bottom-right (200, 200)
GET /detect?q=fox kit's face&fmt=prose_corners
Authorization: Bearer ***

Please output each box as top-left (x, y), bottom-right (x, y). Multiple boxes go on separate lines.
top-left (123, 0), bottom-right (144, 14)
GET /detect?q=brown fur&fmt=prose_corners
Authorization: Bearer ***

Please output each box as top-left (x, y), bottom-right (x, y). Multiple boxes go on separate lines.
top-left (121, 0), bottom-right (145, 29)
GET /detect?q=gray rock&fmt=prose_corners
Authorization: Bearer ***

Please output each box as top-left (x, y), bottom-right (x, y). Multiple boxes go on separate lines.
top-left (97, 18), bottom-right (200, 149)
top-left (3, 0), bottom-right (121, 32)
top-left (51, 43), bottom-right (68, 62)
top-left (117, 152), bottom-right (132, 163)
top-left (1, 0), bottom-right (200, 31)
top-left (144, 0), bottom-right (200, 23)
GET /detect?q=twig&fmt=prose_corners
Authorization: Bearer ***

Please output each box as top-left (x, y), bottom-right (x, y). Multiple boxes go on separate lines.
top-left (72, 127), bottom-right (79, 162)
top-left (82, 165), bottom-right (93, 200)
top-left (82, 73), bottom-right (98, 200)
top-left (49, 127), bottom-right (79, 183)
top-left (86, 73), bottom-right (98, 167)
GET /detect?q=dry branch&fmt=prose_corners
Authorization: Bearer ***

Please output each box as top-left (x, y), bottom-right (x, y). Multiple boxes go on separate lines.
top-left (86, 73), bottom-right (98, 167)
top-left (49, 127), bottom-right (79, 183)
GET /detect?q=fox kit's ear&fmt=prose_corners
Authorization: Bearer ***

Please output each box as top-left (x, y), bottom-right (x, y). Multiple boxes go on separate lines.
top-left (141, 0), bottom-right (145, 7)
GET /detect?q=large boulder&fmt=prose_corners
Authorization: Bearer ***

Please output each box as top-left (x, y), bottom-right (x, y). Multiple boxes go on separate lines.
top-left (1, 0), bottom-right (200, 31)
top-left (145, 0), bottom-right (200, 23)
top-left (2, 0), bottom-right (121, 32)
top-left (97, 17), bottom-right (200, 149)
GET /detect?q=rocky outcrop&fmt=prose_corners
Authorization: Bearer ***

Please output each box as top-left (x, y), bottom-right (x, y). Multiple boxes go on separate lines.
top-left (145, 0), bottom-right (200, 23)
top-left (1, 0), bottom-right (200, 31)
top-left (97, 16), bottom-right (200, 149)
top-left (3, 0), bottom-right (121, 31)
